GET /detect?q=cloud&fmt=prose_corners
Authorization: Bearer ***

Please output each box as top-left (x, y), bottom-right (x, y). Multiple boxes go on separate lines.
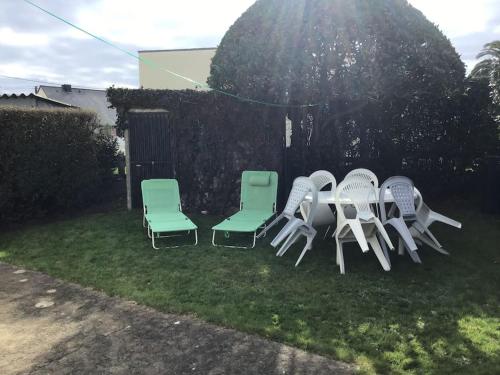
top-left (409, 0), bottom-right (497, 38)
top-left (0, 0), bottom-right (499, 93)
top-left (0, 27), bottom-right (50, 47)
top-left (74, 0), bottom-right (255, 49)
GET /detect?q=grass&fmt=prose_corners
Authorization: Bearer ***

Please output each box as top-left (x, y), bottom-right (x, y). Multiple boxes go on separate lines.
top-left (0, 201), bottom-right (499, 374)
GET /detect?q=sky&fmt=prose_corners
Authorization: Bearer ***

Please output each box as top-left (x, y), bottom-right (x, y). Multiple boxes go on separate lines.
top-left (0, 0), bottom-right (499, 94)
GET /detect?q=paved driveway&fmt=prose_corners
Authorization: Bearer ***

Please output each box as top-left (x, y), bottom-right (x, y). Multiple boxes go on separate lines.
top-left (0, 262), bottom-right (354, 375)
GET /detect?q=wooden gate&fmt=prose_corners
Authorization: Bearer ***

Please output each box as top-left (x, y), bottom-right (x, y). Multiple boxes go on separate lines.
top-left (126, 110), bottom-right (174, 209)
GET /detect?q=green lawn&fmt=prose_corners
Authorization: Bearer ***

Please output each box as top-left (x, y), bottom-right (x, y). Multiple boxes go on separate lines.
top-left (0, 202), bottom-right (499, 374)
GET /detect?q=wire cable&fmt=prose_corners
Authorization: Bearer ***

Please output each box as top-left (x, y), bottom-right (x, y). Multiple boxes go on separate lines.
top-left (0, 74), bottom-right (105, 90)
top-left (22, 0), bottom-right (323, 108)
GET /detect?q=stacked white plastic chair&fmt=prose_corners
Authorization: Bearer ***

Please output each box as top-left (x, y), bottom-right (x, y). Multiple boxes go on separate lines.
top-left (301, 170), bottom-right (337, 238)
top-left (258, 177), bottom-right (318, 266)
top-left (342, 168), bottom-right (379, 221)
top-left (408, 189), bottom-right (462, 254)
top-left (256, 176), bottom-right (313, 239)
top-left (345, 168), bottom-right (379, 187)
top-left (334, 178), bottom-right (394, 274)
top-left (379, 176), bottom-right (421, 264)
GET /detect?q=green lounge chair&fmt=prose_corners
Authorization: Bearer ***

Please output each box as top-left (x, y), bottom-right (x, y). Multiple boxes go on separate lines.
top-left (141, 179), bottom-right (198, 249)
top-left (212, 171), bottom-right (278, 248)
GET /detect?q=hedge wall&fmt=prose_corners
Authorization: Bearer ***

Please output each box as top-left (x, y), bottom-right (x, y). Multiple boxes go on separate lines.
top-left (0, 107), bottom-right (118, 222)
top-left (108, 88), bottom-right (286, 214)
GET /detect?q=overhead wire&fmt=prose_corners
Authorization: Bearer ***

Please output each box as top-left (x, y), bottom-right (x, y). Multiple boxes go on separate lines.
top-left (0, 74), bottom-right (106, 90)
top-left (22, 0), bottom-right (324, 108)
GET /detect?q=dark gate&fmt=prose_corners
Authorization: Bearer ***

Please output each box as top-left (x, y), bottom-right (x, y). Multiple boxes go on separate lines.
top-left (128, 110), bottom-right (174, 208)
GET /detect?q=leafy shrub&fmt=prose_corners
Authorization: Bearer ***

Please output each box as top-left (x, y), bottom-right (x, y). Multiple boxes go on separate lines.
top-left (208, 0), bottom-right (489, 196)
top-left (107, 88), bottom-right (285, 213)
top-left (0, 107), bottom-right (118, 222)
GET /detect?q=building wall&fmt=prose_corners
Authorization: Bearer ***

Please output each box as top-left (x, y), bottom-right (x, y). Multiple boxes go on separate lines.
top-left (139, 48), bottom-right (216, 90)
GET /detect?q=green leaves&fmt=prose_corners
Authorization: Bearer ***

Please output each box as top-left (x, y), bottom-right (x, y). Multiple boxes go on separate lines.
top-left (0, 107), bottom-right (118, 222)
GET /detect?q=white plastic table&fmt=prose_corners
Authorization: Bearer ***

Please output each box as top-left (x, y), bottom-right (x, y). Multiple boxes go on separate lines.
top-left (303, 188), bottom-right (417, 205)
top-left (301, 188), bottom-right (418, 224)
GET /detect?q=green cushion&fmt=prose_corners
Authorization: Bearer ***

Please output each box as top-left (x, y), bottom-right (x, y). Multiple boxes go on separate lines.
top-left (212, 210), bottom-right (274, 233)
top-left (146, 212), bottom-right (188, 223)
top-left (249, 174), bottom-right (270, 186)
top-left (148, 213), bottom-right (197, 232)
top-left (241, 171), bottom-right (278, 212)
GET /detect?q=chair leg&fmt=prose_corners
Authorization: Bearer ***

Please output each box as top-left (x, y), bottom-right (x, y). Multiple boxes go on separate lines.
top-left (406, 244), bottom-right (422, 263)
top-left (412, 229), bottom-right (450, 255)
top-left (295, 233), bottom-right (314, 267)
top-left (336, 237), bottom-right (346, 274)
top-left (323, 225), bottom-right (331, 239)
top-left (277, 230), bottom-right (302, 257)
top-left (212, 230), bottom-right (257, 249)
top-left (348, 220), bottom-right (370, 252)
top-left (387, 218), bottom-right (418, 251)
top-left (430, 211), bottom-right (462, 229)
top-left (367, 236), bottom-right (391, 271)
top-left (377, 233), bottom-right (391, 267)
top-left (256, 214), bottom-right (282, 238)
top-left (423, 225), bottom-right (443, 248)
top-left (398, 238), bottom-right (405, 255)
top-left (374, 218), bottom-right (395, 250)
top-left (271, 219), bottom-right (301, 248)
top-left (151, 231), bottom-right (159, 250)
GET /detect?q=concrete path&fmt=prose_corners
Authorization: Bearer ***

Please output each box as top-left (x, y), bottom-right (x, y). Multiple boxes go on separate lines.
top-left (0, 263), bottom-right (354, 375)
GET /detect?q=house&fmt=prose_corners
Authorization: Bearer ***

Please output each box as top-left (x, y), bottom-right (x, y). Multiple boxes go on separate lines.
top-left (36, 84), bottom-right (124, 151)
top-left (0, 93), bottom-right (74, 109)
top-left (139, 47), bottom-right (216, 90)
top-left (36, 84), bottom-right (116, 128)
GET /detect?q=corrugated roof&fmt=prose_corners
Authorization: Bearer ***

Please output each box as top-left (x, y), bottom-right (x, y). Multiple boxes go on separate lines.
top-left (0, 93), bottom-right (75, 107)
top-left (38, 85), bottom-right (116, 126)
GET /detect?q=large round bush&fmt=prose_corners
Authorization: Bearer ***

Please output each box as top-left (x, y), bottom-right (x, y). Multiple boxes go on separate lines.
top-left (209, 0), bottom-right (470, 191)
top-left (209, 0), bottom-right (464, 104)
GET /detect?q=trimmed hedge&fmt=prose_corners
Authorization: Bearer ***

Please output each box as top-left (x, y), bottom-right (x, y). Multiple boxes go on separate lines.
top-left (208, 0), bottom-right (497, 198)
top-left (0, 107), bottom-right (118, 222)
top-left (108, 88), bottom-right (286, 213)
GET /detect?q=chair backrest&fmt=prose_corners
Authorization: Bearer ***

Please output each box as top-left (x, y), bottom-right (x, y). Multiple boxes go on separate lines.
top-left (283, 177), bottom-right (317, 223)
top-left (379, 176), bottom-right (416, 222)
top-left (335, 178), bottom-right (375, 221)
top-left (309, 170), bottom-right (336, 196)
top-left (240, 171), bottom-right (278, 213)
top-left (141, 179), bottom-right (181, 214)
top-left (344, 168), bottom-right (379, 187)
top-left (414, 188), bottom-right (424, 212)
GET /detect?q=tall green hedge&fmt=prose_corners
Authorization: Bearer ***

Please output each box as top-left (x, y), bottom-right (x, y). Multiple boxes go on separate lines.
top-left (207, 0), bottom-right (496, 196)
top-left (107, 88), bottom-right (286, 213)
top-left (0, 107), bottom-right (117, 222)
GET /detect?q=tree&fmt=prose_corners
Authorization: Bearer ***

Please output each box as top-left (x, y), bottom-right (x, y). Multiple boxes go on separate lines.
top-left (209, 0), bottom-right (464, 105)
top-left (208, 0), bottom-right (467, 190)
top-left (470, 40), bottom-right (500, 122)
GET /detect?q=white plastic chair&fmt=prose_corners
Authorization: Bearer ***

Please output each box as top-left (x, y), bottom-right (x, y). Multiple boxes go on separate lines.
top-left (268, 177), bottom-right (318, 266)
top-left (257, 176), bottom-right (313, 239)
top-left (344, 168), bottom-right (379, 187)
top-left (343, 168), bottom-right (379, 224)
top-left (334, 179), bottom-right (394, 274)
top-left (408, 189), bottom-right (462, 254)
top-left (379, 176), bottom-right (421, 264)
top-left (301, 170), bottom-right (337, 238)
